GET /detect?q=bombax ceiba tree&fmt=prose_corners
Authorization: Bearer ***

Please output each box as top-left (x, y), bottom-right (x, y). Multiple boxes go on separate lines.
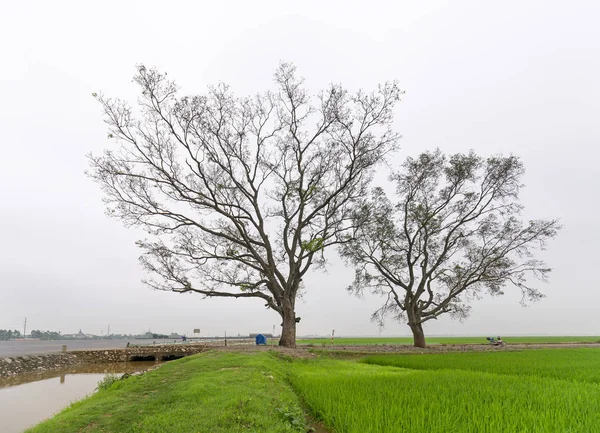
top-left (88, 63), bottom-right (402, 347)
top-left (340, 150), bottom-right (560, 348)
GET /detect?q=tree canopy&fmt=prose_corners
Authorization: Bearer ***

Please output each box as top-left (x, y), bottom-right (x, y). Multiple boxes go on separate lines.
top-left (340, 150), bottom-right (560, 347)
top-left (0, 329), bottom-right (21, 341)
top-left (29, 330), bottom-right (62, 340)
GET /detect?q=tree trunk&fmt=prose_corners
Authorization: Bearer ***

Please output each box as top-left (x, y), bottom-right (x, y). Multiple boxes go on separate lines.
top-left (279, 301), bottom-right (297, 348)
top-left (409, 322), bottom-right (426, 348)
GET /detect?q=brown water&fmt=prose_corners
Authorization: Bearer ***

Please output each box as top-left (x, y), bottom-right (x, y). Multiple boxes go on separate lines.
top-left (0, 362), bottom-right (158, 433)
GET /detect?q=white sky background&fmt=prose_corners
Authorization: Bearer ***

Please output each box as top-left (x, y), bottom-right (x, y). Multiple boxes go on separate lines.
top-left (1, 0), bottom-right (599, 338)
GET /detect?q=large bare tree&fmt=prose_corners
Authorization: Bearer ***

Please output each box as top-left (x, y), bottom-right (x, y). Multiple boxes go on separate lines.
top-left (88, 63), bottom-right (402, 347)
top-left (340, 150), bottom-right (560, 347)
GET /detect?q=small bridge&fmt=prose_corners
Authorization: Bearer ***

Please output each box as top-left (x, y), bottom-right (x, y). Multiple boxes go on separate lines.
top-left (73, 344), bottom-right (209, 363)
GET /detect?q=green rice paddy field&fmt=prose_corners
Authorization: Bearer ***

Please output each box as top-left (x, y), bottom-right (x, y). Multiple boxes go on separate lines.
top-left (291, 348), bottom-right (600, 432)
top-left (29, 347), bottom-right (600, 433)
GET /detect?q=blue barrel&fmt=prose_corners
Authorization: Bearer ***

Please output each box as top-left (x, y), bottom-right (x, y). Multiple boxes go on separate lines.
top-left (255, 334), bottom-right (267, 345)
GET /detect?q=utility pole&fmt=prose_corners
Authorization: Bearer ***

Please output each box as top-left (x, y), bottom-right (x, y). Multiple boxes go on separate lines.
top-left (23, 317), bottom-right (27, 339)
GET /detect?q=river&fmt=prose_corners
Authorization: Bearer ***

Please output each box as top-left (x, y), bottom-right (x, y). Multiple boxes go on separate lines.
top-left (0, 339), bottom-right (185, 357)
top-left (0, 361), bottom-right (158, 433)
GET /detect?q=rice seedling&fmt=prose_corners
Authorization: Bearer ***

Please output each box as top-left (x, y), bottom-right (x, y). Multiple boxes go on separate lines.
top-left (290, 357), bottom-right (600, 433)
top-left (362, 348), bottom-right (600, 384)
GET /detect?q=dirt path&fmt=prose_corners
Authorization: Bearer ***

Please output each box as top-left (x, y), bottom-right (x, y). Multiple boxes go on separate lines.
top-left (212, 341), bottom-right (600, 357)
top-left (324, 342), bottom-right (600, 353)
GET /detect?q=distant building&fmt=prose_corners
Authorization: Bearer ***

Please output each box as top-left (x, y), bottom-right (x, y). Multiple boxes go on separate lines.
top-left (249, 333), bottom-right (273, 338)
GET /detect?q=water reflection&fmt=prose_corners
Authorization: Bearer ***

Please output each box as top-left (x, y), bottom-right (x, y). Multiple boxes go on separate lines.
top-left (0, 362), bottom-right (159, 433)
top-left (0, 361), bottom-right (158, 388)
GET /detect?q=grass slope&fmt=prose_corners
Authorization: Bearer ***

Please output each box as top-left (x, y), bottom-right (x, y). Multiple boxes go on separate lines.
top-left (27, 351), bottom-right (308, 433)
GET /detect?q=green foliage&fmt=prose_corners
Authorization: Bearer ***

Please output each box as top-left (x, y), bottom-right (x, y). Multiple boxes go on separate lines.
top-left (275, 404), bottom-right (309, 432)
top-left (0, 329), bottom-right (21, 340)
top-left (300, 237), bottom-right (324, 252)
top-left (29, 330), bottom-right (61, 340)
top-left (97, 374), bottom-right (121, 391)
top-left (239, 283), bottom-right (252, 291)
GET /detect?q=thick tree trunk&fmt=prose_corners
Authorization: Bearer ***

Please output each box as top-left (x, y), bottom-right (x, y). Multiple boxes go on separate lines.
top-left (409, 322), bottom-right (426, 348)
top-left (279, 301), bottom-right (297, 348)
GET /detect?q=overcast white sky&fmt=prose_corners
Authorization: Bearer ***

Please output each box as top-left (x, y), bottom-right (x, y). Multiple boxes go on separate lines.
top-left (1, 0), bottom-right (599, 338)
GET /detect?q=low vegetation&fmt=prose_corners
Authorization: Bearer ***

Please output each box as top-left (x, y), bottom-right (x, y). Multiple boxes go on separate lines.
top-left (96, 373), bottom-right (120, 391)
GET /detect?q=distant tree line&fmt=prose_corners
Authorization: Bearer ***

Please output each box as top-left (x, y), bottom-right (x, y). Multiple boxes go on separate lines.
top-left (30, 330), bottom-right (62, 340)
top-left (0, 329), bottom-right (183, 341)
top-left (143, 332), bottom-right (171, 339)
top-left (0, 329), bottom-right (22, 340)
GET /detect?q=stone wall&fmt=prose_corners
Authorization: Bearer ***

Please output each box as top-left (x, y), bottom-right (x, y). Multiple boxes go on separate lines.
top-left (0, 353), bottom-right (83, 377)
top-left (0, 344), bottom-right (209, 378)
top-left (73, 344), bottom-right (209, 363)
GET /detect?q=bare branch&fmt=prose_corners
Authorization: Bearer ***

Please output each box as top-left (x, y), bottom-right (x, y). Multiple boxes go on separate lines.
top-left (340, 149), bottom-right (561, 347)
top-left (89, 63), bottom-right (402, 347)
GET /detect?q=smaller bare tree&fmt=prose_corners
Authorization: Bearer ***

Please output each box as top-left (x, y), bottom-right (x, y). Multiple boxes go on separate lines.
top-left (340, 150), bottom-right (560, 348)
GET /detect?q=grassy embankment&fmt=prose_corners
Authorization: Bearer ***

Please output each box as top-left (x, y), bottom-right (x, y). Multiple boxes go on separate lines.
top-left (298, 335), bottom-right (600, 345)
top-left (27, 351), bottom-right (310, 433)
top-left (28, 347), bottom-right (600, 433)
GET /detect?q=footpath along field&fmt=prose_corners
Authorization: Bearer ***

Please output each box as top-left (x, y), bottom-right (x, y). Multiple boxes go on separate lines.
top-left (28, 347), bottom-right (600, 433)
top-left (298, 335), bottom-right (600, 345)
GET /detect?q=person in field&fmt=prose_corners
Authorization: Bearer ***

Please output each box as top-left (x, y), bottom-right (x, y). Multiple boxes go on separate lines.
top-left (486, 336), bottom-right (505, 346)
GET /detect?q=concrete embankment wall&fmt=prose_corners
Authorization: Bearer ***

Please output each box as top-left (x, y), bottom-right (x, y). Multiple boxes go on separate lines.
top-left (0, 344), bottom-right (210, 378)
